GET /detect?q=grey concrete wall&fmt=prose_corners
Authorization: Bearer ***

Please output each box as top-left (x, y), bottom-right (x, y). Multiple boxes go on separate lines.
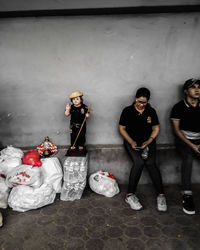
top-left (0, 13), bottom-right (200, 147)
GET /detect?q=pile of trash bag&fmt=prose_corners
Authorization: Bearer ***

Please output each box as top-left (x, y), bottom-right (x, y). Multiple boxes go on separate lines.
top-left (0, 145), bottom-right (120, 215)
top-left (0, 146), bottom-right (63, 212)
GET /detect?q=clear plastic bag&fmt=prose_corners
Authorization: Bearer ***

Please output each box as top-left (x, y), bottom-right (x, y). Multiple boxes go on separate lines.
top-left (89, 170), bottom-right (120, 197)
top-left (60, 156), bottom-right (88, 201)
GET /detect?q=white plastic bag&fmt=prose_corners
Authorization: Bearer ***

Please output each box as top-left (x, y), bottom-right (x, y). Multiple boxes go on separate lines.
top-left (0, 157), bottom-right (22, 176)
top-left (8, 183), bottom-right (56, 212)
top-left (41, 157), bottom-right (63, 193)
top-left (0, 176), bottom-right (10, 209)
top-left (6, 164), bottom-right (43, 188)
top-left (89, 170), bottom-right (120, 197)
top-left (0, 146), bottom-right (23, 160)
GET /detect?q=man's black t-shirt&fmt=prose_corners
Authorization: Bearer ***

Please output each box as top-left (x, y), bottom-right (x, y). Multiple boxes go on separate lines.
top-left (119, 103), bottom-right (159, 145)
top-left (170, 99), bottom-right (200, 132)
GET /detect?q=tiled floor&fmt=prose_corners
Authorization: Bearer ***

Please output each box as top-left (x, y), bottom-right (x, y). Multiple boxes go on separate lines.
top-left (0, 184), bottom-right (200, 250)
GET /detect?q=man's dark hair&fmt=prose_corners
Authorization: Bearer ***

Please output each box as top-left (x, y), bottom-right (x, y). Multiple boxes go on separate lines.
top-left (183, 78), bottom-right (200, 91)
top-left (135, 87), bottom-right (151, 100)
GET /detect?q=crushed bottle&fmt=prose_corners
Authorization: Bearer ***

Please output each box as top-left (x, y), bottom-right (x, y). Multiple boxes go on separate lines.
top-left (141, 146), bottom-right (149, 160)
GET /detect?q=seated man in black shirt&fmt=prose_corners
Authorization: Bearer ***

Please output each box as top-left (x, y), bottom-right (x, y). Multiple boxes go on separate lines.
top-left (170, 79), bottom-right (200, 215)
top-left (119, 87), bottom-right (167, 212)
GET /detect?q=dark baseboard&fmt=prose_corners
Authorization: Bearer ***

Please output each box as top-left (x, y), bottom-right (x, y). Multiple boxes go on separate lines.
top-left (0, 5), bottom-right (200, 18)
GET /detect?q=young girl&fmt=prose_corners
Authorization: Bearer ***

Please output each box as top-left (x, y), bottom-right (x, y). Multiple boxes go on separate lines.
top-left (65, 91), bottom-right (90, 151)
top-left (119, 87), bottom-right (167, 212)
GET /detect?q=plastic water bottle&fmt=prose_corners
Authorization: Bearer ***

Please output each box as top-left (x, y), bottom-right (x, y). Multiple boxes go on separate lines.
top-left (141, 146), bottom-right (149, 160)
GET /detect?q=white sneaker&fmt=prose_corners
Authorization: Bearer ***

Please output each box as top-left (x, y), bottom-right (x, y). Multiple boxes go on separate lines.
top-left (125, 194), bottom-right (143, 210)
top-left (157, 194), bottom-right (167, 212)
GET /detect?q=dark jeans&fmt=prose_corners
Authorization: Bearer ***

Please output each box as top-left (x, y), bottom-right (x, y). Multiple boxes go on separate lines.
top-left (175, 137), bottom-right (200, 191)
top-left (124, 140), bottom-right (164, 195)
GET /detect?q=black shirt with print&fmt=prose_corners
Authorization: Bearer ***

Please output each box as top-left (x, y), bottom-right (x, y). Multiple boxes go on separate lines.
top-left (119, 103), bottom-right (159, 145)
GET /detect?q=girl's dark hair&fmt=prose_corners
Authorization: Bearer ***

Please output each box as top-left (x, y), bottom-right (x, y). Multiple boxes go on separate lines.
top-left (135, 87), bottom-right (151, 100)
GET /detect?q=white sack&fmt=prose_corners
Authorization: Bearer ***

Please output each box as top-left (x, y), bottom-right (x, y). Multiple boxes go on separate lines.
top-left (6, 164), bottom-right (43, 188)
top-left (0, 146), bottom-right (23, 160)
top-left (0, 176), bottom-right (10, 209)
top-left (41, 157), bottom-right (63, 193)
top-left (8, 184), bottom-right (56, 212)
top-left (89, 171), bottom-right (120, 198)
top-left (0, 157), bottom-right (22, 176)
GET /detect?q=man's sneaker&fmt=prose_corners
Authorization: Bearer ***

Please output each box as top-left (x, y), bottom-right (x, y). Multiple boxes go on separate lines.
top-left (182, 194), bottom-right (195, 215)
top-left (157, 194), bottom-right (167, 212)
top-left (125, 194), bottom-right (143, 210)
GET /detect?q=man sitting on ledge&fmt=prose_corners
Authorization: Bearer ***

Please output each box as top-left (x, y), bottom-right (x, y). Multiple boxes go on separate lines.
top-left (170, 78), bottom-right (200, 215)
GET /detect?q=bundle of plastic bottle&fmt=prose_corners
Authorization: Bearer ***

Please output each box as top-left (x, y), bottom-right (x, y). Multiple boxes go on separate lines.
top-left (60, 156), bottom-right (88, 201)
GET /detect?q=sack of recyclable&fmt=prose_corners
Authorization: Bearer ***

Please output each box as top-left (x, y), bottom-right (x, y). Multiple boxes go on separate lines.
top-left (41, 157), bottom-right (63, 193)
top-left (0, 175), bottom-right (10, 209)
top-left (0, 146), bottom-right (24, 160)
top-left (8, 183), bottom-right (56, 212)
top-left (89, 170), bottom-right (120, 197)
top-left (0, 157), bottom-right (22, 176)
top-left (22, 150), bottom-right (42, 167)
top-left (6, 164), bottom-right (43, 188)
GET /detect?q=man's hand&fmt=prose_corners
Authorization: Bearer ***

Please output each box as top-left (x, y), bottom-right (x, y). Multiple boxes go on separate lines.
top-left (192, 144), bottom-right (200, 155)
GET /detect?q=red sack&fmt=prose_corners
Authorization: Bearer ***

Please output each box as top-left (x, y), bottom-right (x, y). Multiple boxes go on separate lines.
top-left (22, 150), bottom-right (42, 167)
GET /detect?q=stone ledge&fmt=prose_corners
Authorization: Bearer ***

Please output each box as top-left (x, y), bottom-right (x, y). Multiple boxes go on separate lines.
top-left (19, 143), bottom-right (176, 151)
top-left (5, 144), bottom-right (199, 185)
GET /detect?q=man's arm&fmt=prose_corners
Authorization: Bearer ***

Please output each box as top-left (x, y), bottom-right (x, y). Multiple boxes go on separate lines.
top-left (172, 120), bottom-right (200, 154)
top-left (119, 125), bottom-right (138, 150)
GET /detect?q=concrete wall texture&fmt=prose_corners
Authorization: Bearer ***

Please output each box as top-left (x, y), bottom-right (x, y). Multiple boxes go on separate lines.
top-left (0, 13), bottom-right (200, 147)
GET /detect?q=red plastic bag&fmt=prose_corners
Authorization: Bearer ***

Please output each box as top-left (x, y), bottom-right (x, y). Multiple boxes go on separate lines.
top-left (22, 150), bottom-right (42, 167)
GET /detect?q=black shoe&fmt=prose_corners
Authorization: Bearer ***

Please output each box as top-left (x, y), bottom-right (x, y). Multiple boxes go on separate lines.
top-left (182, 194), bottom-right (195, 215)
